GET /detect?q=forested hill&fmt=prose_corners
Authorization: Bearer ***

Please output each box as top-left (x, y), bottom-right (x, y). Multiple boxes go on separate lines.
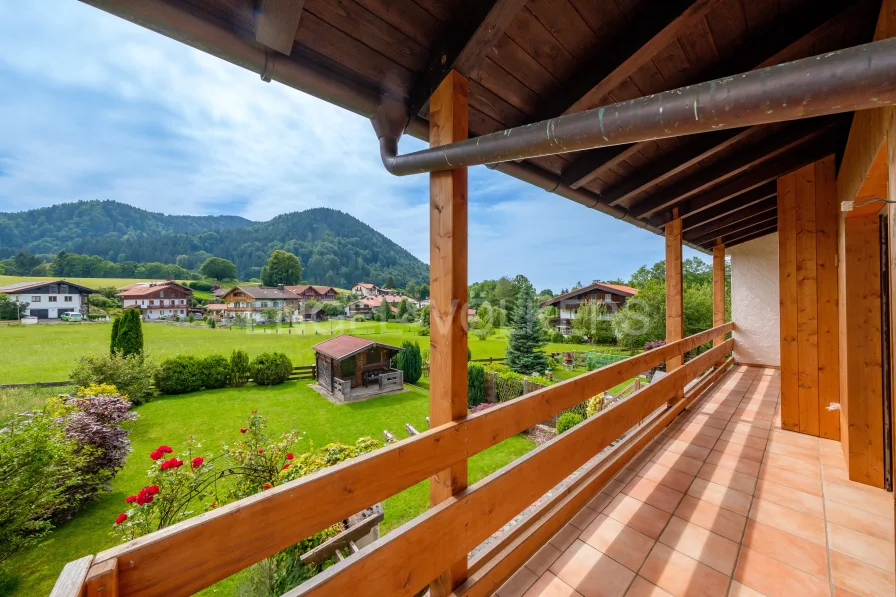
top-left (0, 200), bottom-right (253, 254)
top-left (0, 201), bottom-right (429, 288)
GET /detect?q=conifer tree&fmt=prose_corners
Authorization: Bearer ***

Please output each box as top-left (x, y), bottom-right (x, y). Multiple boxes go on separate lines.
top-left (505, 279), bottom-right (549, 375)
top-left (110, 315), bottom-right (121, 354)
top-left (115, 308), bottom-right (144, 357)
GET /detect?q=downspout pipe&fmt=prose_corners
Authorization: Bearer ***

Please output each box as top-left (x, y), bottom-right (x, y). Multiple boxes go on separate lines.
top-left (375, 38), bottom-right (896, 176)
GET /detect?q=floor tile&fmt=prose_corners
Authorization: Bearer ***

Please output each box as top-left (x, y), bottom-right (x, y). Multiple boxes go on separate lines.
top-left (748, 499), bottom-right (826, 546)
top-left (650, 450), bottom-right (704, 476)
top-left (830, 551), bottom-right (896, 597)
top-left (824, 481), bottom-right (894, 519)
top-left (526, 542), bottom-right (564, 576)
top-left (727, 580), bottom-right (766, 597)
top-left (696, 463), bottom-right (757, 495)
top-left (579, 513), bottom-right (654, 572)
top-left (522, 571), bottom-right (583, 597)
top-left (717, 430), bottom-right (767, 450)
top-left (663, 440), bottom-right (711, 462)
top-left (603, 494), bottom-right (671, 539)
top-left (569, 506), bottom-right (599, 531)
top-left (762, 451), bottom-right (820, 478)
top-left (769, 430), bottom-right (819, 450)
top-left (497, 566), bottom-right (540, 597)
top-left (550, 524), bottom-right (583, 552)
top-left (757, 464), bottom-right (822, 495)
top-left (713, 440), bottom-right (765, 463)
top-left (686, 477), bottom-right (752, 516)
top-left (586, 492), bottom-right (613, 514)
top-left (725, 423), bottom-right (770, 438)
top-left (741, 519), bottom-right (829, 580)
top-left (667, 432), bottom-right (718, 450)
top-left (549, 540), bottom-right (635, 597)
top-left (624, 577), bottom-right (675, 597)
top-left (639, 543), bottom-right (731, 597)
top-left (824, 500), bottom-right (895, 543)
top-left (677, 423), bottom-right (723, 440)
top-left (753, 479), bottom-right (824, 519)
top-left (734, 547), bottom-right (831, 597)
top-left (622, 477), bottom-right (685, 514)
top-left (658, 517), bottom-right (739, 575)
top-left (765, 441), bottom-right (819, 463)
top-left (827, 522), bottom-right (895, 573)
top-left (704, 450), bottom-right (762, 476)
top-left (673, 495), bottom-right (747, 542)
top-left (638, 462), bottom-right (696, 493)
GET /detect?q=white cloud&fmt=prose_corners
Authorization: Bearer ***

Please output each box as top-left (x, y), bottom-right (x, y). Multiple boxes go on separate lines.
top-left (0, 0), bottom-right (700, 290)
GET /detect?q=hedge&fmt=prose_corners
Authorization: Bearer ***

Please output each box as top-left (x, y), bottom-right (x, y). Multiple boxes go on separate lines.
top-left (154, 355), bottom-right (204, 395)
top-left (251, 352), bottom-right (293, 386)
top-left (556, 412), bottom-right (583, 434)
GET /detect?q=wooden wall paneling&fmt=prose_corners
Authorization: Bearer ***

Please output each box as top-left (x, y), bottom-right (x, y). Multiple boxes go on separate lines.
top-left (428, 70), bottom-right (470, 596)
top-left (888, 96), bottom-right (896, 530)
top-left (814, 155), bottom-right (841, 440)
top-left (777, 171), bottom-right (800, 431)
top-left (795, 162), bottom-right (821, 436)
top-left (666, 211), bottom-right (684, 376)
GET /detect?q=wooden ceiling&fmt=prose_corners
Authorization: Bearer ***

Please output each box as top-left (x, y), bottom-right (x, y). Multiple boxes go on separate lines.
top-left (83, 0), bottom-right (881, 248)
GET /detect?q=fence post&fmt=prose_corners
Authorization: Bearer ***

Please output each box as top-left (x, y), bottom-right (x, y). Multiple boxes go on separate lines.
top-left (523, 377), bottom-right (531, 394)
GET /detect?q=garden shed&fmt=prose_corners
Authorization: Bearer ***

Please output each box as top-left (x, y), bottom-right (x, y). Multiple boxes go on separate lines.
top-left (312, 335), bottom-right (403, 402)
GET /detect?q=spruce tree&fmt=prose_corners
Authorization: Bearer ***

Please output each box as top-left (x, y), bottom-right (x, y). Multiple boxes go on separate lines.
top-left (110, 315), bottom-right (121, 354)
top-left (377, 299), bottom-right (393, 321)
top-left (505, 279), bottom-right (549, 375)
top-left (116, 308), bottom-right (144, 357)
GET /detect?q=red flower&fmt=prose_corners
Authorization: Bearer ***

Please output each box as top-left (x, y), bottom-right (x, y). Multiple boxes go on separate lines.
top-left (115, 513), bottom-right (128, 525)
top-left (158, 445), bottom-right (173, 454)
top-left (262, 483), bottom-right (272, 490)
top-left (240, 428), bottom-right (247, 434)
top-left (160, 457), bottom-right (184, 470)
top-left (258, 449), bottom-right (264, 454)
top-left (125, 495), bottom-right (136, 503)
top-left (281, 464), bottom-right (290, 471)
top-left (147, 485), bottom-right (160, 494)
top-left (192, 456), bottom-right (204, 469)
top-left (286, 453), bottom-right (294, 460)
top-left (150, 449), bottom-right (163, 461)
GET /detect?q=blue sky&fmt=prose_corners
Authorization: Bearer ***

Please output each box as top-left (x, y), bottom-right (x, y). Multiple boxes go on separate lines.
top-left (0, 0), bottom-right (707, 291)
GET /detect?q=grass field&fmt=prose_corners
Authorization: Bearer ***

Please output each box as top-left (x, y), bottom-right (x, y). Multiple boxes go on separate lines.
top-left (0, 320), bottom-right (602, 384)
top-left (4, 381), bottom-right (534, 596)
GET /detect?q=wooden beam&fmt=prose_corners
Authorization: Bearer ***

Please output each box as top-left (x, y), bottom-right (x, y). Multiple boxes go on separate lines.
top-left (778, 170), bottom-right (800, 431)
top-left (560, 144), bottom-right (641, 189)
top-left (689, 213), bottom-right (777, 246)
top-left (722, 225), bottom-right (779, 249)
top-left (406, 0), bottom-right (528, 120)
top-left (684, 196), bottom-right (777, 234)
top-left (681, 183), bottom-right (777, 230)
top-left (255, 0), bottom-right (306, 55)
top-left (795, 163), bottom-right (821, 437)
top-left (713, 242), bottom-right (725, 348)
top-left (719, 222), bottom-right (778, 246)
top-left (50, 555), bottom-right (94, 597)
top-left (85, 559), bottom-right (117, 597)
top-left (666, 210), bottom-right (684, 375)
top-left (687, 206), bottom-right (778, 244)
top-left (532, 0), bottom-right (717, 120)
top-left (632, 120), bottom-right (832, 219)
top-left (428, 69), bottom-right (470, 596)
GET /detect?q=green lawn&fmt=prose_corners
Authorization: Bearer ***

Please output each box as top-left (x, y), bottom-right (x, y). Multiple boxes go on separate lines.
top-left (4, 381), bottom-right (534, 596)
top-left (0, 320), bottom-right (598, 385)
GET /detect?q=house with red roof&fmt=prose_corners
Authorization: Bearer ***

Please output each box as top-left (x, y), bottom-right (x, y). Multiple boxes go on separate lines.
top-left (540, 281), bottom-right (639, 335)
top-left (117, 281), bottom-right (193, 320)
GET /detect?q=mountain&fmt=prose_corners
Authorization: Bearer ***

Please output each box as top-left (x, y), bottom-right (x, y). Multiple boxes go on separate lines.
top-left (0, 201), bottom-right (430, 288)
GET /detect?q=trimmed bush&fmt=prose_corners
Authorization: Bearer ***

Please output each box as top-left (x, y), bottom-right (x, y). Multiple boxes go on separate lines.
top-left (71, 353), bottom-right (156, 405)
top-left (230, 349), bottom-right (251, 387)
top-left (468, 363), bottom-right (486, 408)
top-left (188, 281), bottom-right (214, 291)
top-left (116, 308), bottom-right (144, 357)
top-left (556, 412), bottom-right (584, 434)
top-left (352, 314), bottom-right (366, 322)
top-left (154, 355), bottom-right (204, 395)
top-left (396, 341), bottom-right (422, 385)
top-left (549, 330), bottom-right (564, 343)
top-left (207, 316), bottom-right (216, 329)
top-left (565, 334), bottom-right (585, 345)
top-left (251, 352), bottom-right (292, 386)
top-left (201, 354), bottom-right (231, 389)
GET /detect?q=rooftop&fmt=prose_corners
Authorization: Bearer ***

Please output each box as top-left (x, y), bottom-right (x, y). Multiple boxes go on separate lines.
top-left (312, 334), bottom-right (402, 360)
top-left (0, 279), bottom-right (97, 294)
top-left (542, 282), bottom-right (640, 307)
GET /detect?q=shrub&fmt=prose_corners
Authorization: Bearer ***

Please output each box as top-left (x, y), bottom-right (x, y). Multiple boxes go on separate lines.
top-left (395, 341), bottom-right (422, 385)
top-left (565, 334), bottom-right (585, 345)
top-left (202, 355), bottom-right (231, 390)
top-left (251, 352), bottom-right (292, 386)
top-left (230, 350), bottom-right (251, 387)
top-left (550, 330), bottom-right (564, 343)
top-left (556, 412), bottom-right (584, 434)
top-left (591, 320), bottom-right (617, 345)
top-left (116, 308), bottom-right (144, 357)
top-left (188, 314), bottom-right (195, 323)
top-left (154, 355), bottom-right (204, 395)
top-left (188, 281), bottom-right (213, 291)
top-left (110, 316), bottom-right (120, 354)
top-left (71, 353), bottom-right (156, 405)
top-left (207, 316), bottom-right (216, 329)
top-left (586, 394), bottom-right (605, 418)
top-left (76, 383), bottom-right (119, 398)
top-left (467, 363), bottom-right (486, 408)
top-left (352, 314), bottom-right (366, 322)
top-left (643, 339), bottom-right (666, 351)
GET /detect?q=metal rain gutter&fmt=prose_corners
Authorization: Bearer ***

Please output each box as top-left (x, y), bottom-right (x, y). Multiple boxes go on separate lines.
top-left (375, 38), bottom-right (896, 176)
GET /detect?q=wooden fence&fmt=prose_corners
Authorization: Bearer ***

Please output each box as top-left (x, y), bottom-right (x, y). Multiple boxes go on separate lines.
top-left (52, 323), bottom-right (733, 597)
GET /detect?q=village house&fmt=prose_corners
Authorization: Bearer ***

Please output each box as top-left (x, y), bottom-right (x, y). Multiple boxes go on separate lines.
top-left (117, 281), bottom-right (193, 320)
top-left (284, 284), bottom-right (338, 303)
top-left (312, 335), bottom-right (403, 402)
top-left (0, 280), bottom-right (96, 320)
top-left (297, 305), bottom-right (326, 322)
top-left (347, 294), bottom-right (411, 317)
top-left (351, 282), bottom-right (381, 297)
top-left (219, 285), bottom-right (299, 322)
top-left (540, 281), bottom-right (639, 335)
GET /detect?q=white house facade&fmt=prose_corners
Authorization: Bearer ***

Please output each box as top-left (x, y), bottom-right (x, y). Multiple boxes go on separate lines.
top-left (117, 281), bottom-right (193, 320)
top-left (0, 280), bottom-right (97, 319)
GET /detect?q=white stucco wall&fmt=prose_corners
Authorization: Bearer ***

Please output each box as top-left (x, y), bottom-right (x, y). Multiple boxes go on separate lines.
top-left (728, 233), bottom-right (780, 367)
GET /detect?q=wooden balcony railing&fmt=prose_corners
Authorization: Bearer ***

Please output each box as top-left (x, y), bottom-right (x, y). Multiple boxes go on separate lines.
top-left (52, 323), bottom-right (734, 597)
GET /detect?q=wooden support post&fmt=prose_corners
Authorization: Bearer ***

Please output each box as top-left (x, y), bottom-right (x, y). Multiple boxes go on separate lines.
top-left (85, 559), bottom-right (118, 597)
top-left (666, 209), bottom-right (684, 372)
top-left (712, 240), bottom-right (726, 348)
top-left (428, 69), bottom-right (469, 596)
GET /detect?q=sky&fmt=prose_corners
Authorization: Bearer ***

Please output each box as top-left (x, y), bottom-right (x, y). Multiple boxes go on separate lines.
top-left (0, 0), bottom-right (707, 291)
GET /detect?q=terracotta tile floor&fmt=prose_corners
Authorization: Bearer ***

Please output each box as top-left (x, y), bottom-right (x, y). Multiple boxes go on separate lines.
top-left (493, 366), bottom-right (895, 597)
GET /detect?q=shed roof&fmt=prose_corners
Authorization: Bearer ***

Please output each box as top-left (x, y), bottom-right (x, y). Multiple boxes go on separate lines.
top-left (79, 0), bottom-right (883, 248)
top-left (541, 281), bottom-right (639, 307)
top-left (312, 335), bottom-right (402, 360)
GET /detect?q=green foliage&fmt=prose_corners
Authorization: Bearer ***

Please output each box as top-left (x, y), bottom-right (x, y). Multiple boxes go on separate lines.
top-left (201, 355), bottom-right (231, 389)
top-left (505, 279), bottom-right (549, 375)
top-left (396, 298), bottom-right (410, 320)
top-left (421, 305), bottom-right (430, 327)
top-left (199, 257), bottom-right (237, 281)
top-left (572, 301), bottom-right (616, 344)
top-left (188, 281), bottom-right (213, 291)
top-left (471, 326), bottom-right (496, 341)
top-left (321, 302), bottom-right (344, 317)
top-left (115, 309), bottom-right (144, 357)
top-left (154, 355), bottom-right (204, 395)
top-left (395, 341), bottom-right (422, 385)
top-left (251, 352), bottom-right (293, 386)
top-left (591, 320), bottom-right (617, 344)
top-left (549, 330), bottom-right (564, 343)
top-left (207, 316), bottom-right (216, 329)
top-left (377, 299), bottom-right (393, 321)
top-left (71, 353), bottom-right (156, 405)
top-left (467, 363), bottom-right (486, 407)
top-left (586, 394), bottom-right (605, 418)
top-left (263, 307), bottom-right (278, 323)
top-left (476, 302), bottom-right (508, 328)
top-left (110, 316), bottom-right (121, 354)
top-left (229, 350), bottom-right (251, 387)
top-left (556, 412), bottom-right (583, 434)
top-left (352, 314), bottom-right (366, 322)
top-left (50, 250), bottom-right (190, 280)
top-left (613, 280), bottom-right (666, 349)
top-left (0, 293), bottom-right (27, 320)
top-left (260, 250), bottom-right (302, 286)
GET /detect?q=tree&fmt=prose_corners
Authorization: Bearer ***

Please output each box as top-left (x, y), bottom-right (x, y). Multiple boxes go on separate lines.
top-left (0, 294), bottom-right (26, 320)
top-left (505, 279), bottom-right (549, 375)
top-left (405, 280), bottom-right (418, 299)
top-left (260, 250), bottom-right (302, 286)
top-left (377, 299), bottom-right (393, 321)
top-left (199, 257), bottom-right (237, 281)
top-left (263, 307), bottom-right (279, 323)
top-left (110, 316), bottom-right (121, 354)
top-left (12, 251), bottom-right (42, 275)
top-left (395, 341), bottom-right (422, 384)
top-left (396, 298), bottom-right (410, 320)
top-left (421, 305), bottom-right (430, 327)
top-left (115, 309), bottom-right (144, 357)
top-left (417, 283), bottom-right (430, 301)
top-left (384, 275), bottom-right (395, 289)
top-left (572, 301), bottom-right (607, 338)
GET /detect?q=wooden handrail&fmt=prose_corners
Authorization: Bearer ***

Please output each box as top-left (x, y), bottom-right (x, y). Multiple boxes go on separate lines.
top-left (73, 323), bottom-right (733, 597)
top-left (288, 338), bottom-right (733, 596)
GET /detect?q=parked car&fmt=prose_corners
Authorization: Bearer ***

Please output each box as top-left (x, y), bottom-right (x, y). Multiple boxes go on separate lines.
top-left (60, 312), bottom-right (83, 322)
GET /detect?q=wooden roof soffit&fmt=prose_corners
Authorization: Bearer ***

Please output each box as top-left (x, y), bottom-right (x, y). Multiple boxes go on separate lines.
top-left (255, 0), bottom-right (306, 56)
top-left (405, 0), bottom-right (528, 123)
top-left (682, 194), bottom-right (777, 233)
top-left (563, 0), bottom-right (871, 192)
top-left (687, 211), bottom-right (778, 245)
